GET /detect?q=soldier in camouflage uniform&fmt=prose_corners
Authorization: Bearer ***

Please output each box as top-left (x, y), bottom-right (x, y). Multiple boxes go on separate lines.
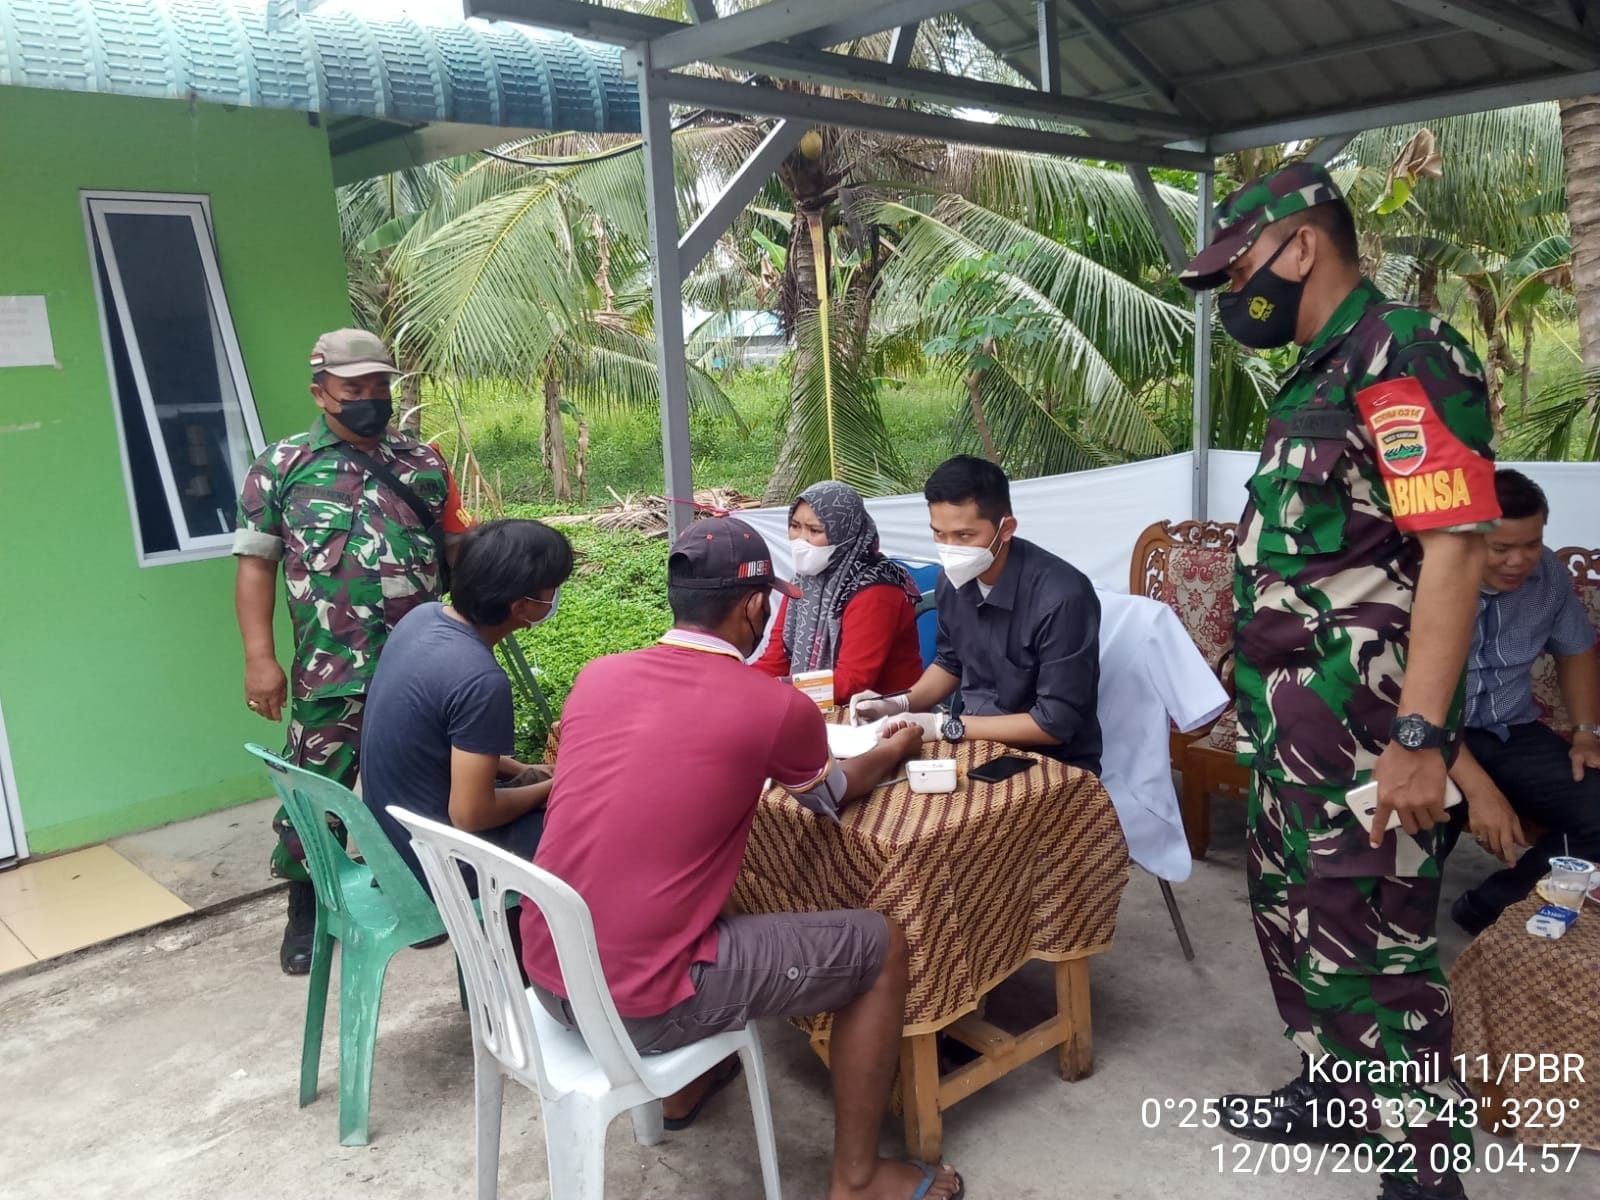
top-left (1180, 165), bottom-right (1500, 1200)
top-left (233, 329), bottom-right (474, 974)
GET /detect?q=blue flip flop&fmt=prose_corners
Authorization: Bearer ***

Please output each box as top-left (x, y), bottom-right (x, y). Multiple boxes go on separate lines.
top-left (909, 1161), bottom-right (965, 1200)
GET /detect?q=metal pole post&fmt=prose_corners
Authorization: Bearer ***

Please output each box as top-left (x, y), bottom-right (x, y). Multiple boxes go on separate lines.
top-left (632, 52), bottom-right (696, 541)
top-left (1191, 169), bottom-right (1213, 522)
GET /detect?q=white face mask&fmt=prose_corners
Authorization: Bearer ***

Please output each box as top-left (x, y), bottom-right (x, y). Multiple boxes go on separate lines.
top-left (937, 529), bottom-right (1003, 589)
top-left (522, 588), bottom-right (560, 629)
top-left (790, 540), bottom-right (836, 577)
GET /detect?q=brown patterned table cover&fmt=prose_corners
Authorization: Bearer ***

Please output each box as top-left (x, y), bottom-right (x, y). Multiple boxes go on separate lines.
top-left (1451, 895), bottom-right (1600, 1150)
top-left (733, 738), bottom-right (1130, 1037)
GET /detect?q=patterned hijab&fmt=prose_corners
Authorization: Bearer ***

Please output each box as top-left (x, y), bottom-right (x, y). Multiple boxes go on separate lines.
top-left (783, 481), bottom-right (921, 672)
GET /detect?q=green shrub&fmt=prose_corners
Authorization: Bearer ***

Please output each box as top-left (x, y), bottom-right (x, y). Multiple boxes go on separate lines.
top-left (500, 508), bottom-right (671, 758)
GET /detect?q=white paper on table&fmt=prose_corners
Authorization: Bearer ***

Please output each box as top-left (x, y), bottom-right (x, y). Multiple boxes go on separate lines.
top-left (827, 718), bottom-right (888, 759)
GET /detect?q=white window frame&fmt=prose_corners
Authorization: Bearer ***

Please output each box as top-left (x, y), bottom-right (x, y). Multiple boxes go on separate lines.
top-left (0, 696), bottom-right (25, 865)
top-left (83, 190), bottom-right (267, 566)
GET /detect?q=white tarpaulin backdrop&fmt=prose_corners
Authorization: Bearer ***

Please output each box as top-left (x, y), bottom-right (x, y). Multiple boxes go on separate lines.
top-left (739, 453), bottom-right (1196, 590)
top-left (741, 453), bottom-right (1598, 588)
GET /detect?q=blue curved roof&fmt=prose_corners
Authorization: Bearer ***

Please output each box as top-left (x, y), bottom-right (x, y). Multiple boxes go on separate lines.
top-left (0, 0), bottom-right (639, 154)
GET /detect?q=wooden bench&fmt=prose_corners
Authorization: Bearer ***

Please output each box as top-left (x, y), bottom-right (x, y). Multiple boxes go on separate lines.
top-left (1131, 522), bottom-right (1600, 859)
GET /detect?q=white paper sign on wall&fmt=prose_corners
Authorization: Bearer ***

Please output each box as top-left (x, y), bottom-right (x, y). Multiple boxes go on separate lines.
top-left (0, 296), bottom-right (55, 369)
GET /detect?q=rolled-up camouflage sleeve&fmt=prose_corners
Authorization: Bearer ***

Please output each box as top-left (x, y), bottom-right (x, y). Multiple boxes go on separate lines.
top-left (233, 452), bottom-right (285, 561)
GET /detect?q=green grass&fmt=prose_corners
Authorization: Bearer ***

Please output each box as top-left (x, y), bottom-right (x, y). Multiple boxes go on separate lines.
top-left (422, 365), bottom-right (965, 508)
top-left (498, 507), bottom-right (671, 758)
top-left (426, 366), bottom-right (965, 752)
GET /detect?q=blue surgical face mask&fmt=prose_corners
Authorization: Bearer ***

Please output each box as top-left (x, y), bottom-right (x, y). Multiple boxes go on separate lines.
top-left (523, 588), bottom-right (559, 629)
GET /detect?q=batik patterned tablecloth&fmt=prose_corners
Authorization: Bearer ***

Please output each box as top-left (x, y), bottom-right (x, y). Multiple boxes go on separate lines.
top-left (1452, 895), bottom-right (1600, 1151)
top-left (733, 739), bottom-right (1130, 1037)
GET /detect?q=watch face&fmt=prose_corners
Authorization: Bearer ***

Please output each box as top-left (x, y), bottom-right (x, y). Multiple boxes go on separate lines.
top-left (1393, 715), bottom-right (1433, 749)
top-left (944, 717), bottom-right (964, 740)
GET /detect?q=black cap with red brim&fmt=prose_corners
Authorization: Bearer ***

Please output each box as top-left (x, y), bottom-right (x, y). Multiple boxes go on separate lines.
top-left (669, 516), bottom-right (802, 598)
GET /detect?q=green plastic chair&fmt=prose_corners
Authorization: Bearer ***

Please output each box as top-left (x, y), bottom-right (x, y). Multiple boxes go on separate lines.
top-left (247, 742), bottom-right (453, 1146)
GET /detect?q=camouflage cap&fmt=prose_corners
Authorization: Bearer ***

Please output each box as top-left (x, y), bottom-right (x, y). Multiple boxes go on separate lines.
top-left (309, 328), bottom-right (398, 378)
top-left (1178, 162), bottom-right (1345, 290)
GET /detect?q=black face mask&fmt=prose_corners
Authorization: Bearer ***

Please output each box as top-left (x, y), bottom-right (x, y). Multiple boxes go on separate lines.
top-left (332, 397), bottom-right (393, 438)
top-left (743, 597), bottom-right (771, 662)
top-left (1217, 236), bottom-right (1305, 350)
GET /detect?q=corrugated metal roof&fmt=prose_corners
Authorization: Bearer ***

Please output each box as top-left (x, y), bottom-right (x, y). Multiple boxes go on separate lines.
top-left (0, 0), bottom-right (640, 178)
top-left (464, 1), bottom-right (1600, 159)
top-left (967, 0), bottom-right (1600, 151)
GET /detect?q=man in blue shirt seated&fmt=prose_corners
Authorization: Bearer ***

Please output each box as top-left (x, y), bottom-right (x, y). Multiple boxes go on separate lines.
top-left (1447, 469), bottom-right (1600, 933)
top-left (362, 518), bottom-right (574, 889)
top-left (851, 455), bottom-right (1102, 775)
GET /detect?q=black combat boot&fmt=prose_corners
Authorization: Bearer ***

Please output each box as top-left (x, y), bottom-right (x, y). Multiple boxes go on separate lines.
top-left (1378, 1171), bottom-right (1467, 1199)
top-left (279, 881), bottom-right (317, 975)
top-left (1218, 1055), bottom-right (1358, 1145)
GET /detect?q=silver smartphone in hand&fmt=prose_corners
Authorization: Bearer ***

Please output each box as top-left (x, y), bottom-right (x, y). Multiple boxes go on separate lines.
top-left (1347, 777), bottom-right (1463, 834)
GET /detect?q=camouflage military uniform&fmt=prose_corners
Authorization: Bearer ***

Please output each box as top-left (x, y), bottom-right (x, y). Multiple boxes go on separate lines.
top-left (234, 417), bottom-right (472, 880)
top-left (1235, 276), bottom-right (1498, 1182)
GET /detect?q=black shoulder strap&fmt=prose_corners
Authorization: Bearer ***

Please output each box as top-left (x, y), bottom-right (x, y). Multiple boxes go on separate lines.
top-left (333, 442), bottom-right (441, 532)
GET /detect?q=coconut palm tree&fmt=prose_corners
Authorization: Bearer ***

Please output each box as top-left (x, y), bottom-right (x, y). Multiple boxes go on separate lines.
top-left (1560, 96), bottom-right (1600, 372)
top-left (1338, 107), bottom-right (1572, 421)
top-left (343, 127), bottom-right (750, 501)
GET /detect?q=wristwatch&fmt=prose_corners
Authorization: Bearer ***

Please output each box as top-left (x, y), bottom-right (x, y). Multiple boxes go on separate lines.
top-left (1577, 723), bottom-right (1600, 738)
top-left (1390, 713), bottom-right (1451, 750)
top-left (941, 714), bottom-right (966, 742)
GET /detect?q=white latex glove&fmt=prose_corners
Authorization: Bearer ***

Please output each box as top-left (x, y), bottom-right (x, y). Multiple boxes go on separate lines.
top-left (850, 689), bottom-right (910, 724)
top-left (887, 712), bottom-right (944, 744)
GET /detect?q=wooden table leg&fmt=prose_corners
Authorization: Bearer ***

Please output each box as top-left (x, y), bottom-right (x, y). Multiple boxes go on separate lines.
top-left (899, 1032), bottom-right (943, 1163)
top-left (1056, 958), bottom-right (1094, 1081)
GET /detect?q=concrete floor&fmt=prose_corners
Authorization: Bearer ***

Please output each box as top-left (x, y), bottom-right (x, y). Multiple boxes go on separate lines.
top-left (112, 796), bottom-right (281, 911)
top-left (1, 801), bottom-right (1594, 1200)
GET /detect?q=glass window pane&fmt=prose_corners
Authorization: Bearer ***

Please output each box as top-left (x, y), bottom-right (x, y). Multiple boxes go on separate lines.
top-left (91, 227), bottom-right (180, 556)
top-left (98, 206), bottom-right (257, 546)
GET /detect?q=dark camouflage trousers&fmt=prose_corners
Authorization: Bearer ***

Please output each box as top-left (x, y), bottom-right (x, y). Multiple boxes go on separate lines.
top-left (269, 695), bottom-right (365, 883)
top-left (1247, 774), bottom-right (1473, 1185)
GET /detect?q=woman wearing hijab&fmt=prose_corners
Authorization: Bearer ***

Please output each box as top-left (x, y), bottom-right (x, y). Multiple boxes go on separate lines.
top-left (753, 480), bottom-right (924, 702)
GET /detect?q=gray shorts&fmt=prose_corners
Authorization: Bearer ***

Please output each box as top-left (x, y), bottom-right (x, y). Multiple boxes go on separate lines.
top-left (534, 909), bottom-right (889, 1055)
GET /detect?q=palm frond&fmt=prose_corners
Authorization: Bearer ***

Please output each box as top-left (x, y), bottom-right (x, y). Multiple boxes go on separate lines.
top-left (1504, 367), bottom-right (1600, 460)
top-left (1342, 106), bottom-right (1566, 255)
top-left (559, 321), bottom-right (744, 428)
top-left (781, 306), bottom-right (912, 497)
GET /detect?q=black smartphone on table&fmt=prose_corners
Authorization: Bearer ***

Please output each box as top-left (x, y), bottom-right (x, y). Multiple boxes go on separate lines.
top-left (968, 754), bottom-right (1037, 784)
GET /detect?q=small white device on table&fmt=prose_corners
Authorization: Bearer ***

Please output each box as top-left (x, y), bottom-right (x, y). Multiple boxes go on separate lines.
top-left (906, 759), bottom-right (958, 795)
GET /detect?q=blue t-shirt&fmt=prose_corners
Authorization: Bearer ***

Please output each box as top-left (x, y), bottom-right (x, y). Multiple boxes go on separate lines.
top-left (362, 602), bottom-right (514, 882)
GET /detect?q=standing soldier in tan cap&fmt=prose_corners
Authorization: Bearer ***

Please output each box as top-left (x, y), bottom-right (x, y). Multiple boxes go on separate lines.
top-left (233, 329), bottom-right (475, 973)
top-left (1178, 165), bottom-right (1499, 1200)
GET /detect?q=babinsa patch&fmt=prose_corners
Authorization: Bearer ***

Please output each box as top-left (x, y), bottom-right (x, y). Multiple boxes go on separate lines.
top-left (1368, 403), bottom-right (1427, 476)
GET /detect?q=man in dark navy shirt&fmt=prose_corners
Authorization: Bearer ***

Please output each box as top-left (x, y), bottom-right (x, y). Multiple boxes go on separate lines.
top-left (852, 456), bottom-right (1102, 774)
top-left (362, 518), bottom-right (574, 888)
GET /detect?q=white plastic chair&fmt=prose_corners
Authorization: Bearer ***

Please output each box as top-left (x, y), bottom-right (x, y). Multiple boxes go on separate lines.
top-left (388, 807), bottom-right (783, 1200)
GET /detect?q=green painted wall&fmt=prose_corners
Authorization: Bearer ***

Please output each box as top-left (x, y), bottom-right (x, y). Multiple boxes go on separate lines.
top-left (0, 88), bottom-right (352, 854)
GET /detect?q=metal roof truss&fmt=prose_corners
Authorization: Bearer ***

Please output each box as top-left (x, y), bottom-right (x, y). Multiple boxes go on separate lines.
top-left (465, 0), bottom-right (1600, 537)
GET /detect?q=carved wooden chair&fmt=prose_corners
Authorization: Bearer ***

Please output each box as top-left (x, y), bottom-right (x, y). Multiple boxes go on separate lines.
top-left (1130, 519), bottom-right (1243, 860)
top-left (1530, 546), bottom-right (1600, 735)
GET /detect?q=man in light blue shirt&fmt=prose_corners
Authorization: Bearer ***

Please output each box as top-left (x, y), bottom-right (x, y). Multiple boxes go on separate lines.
top-left (1448, 470), bottom-right (1600, 933)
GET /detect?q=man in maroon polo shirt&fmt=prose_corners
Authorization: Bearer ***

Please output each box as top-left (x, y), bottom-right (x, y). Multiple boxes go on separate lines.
top-left (522, 517), bottom-right (964, 1200)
